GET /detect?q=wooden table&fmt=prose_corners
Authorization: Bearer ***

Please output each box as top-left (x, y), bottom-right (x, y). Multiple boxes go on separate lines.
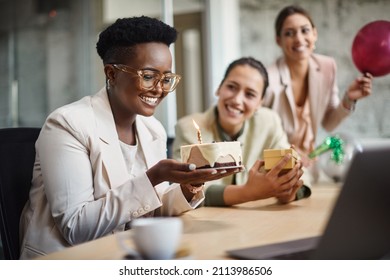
top-left (38, 183), bottom-right (340, 260)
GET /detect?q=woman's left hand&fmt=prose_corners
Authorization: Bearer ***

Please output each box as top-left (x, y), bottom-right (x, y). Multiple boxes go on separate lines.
top-left (146, 159), bottom-right (242, 187)
top-left (346, 72), bottom-right (373, 101)
top-left (276, 178), bottom-right (304, 204)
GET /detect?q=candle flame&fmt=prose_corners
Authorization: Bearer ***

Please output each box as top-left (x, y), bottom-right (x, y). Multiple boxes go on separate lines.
top-left (192, 119), bottom-right (203, 144)
top-left (192, 119), bottom-right (200, 130)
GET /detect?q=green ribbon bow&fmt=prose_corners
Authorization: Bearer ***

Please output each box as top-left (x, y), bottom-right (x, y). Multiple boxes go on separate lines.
top-left (309, 136), bottom-right (345, 164)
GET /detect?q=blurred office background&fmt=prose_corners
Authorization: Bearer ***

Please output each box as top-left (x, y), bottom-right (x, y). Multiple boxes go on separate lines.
top-left (1, 0), bottom-right (389, 139)
top-left (0, 0), bottom-right (389, 259)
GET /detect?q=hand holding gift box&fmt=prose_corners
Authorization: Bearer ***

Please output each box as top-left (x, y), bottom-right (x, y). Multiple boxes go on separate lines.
top-left (264, 148), bottom-right (298, 172)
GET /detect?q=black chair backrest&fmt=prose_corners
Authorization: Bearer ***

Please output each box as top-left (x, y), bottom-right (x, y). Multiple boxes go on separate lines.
top-left (0, 127), bottom-right (41, 259)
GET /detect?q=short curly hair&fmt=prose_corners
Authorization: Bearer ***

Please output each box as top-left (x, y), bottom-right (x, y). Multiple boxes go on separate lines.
top-left (96, 16), bottom-right (178, 64)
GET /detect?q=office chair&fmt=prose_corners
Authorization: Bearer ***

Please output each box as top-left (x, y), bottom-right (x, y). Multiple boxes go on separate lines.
top-left (0, 127), bottom-right (41, 259)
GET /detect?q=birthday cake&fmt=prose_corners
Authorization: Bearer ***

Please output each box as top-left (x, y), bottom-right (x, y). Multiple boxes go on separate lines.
top-left (180, 141), bottom-right (242, 169)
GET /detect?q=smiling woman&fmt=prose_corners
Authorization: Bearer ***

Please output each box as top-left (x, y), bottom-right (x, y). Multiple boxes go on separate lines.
top-left (263, 5), bottom-right (373, 183)
top-left (104, 42), bottom-right (176, 119)
top-left (18, 16), bottom-right (237, 260)
top-left (173, 56), bottom-right (311, 207)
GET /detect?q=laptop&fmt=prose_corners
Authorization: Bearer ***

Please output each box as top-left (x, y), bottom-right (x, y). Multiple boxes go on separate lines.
top-left (227, 141), bottom-right (390, 260)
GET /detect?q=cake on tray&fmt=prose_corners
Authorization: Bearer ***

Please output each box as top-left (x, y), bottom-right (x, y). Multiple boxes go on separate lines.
top-left (180, 141), bottom-right (242, 169)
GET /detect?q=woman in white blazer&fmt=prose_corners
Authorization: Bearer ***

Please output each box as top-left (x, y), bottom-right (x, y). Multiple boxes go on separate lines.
top-left (19, 16), bottom-right (236, 259)
top-left (263, 5), bottom-right (372, 180)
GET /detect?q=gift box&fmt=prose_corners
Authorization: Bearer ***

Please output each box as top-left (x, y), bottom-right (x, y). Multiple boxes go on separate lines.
top-left (264, 148), bottom-right (298, 171)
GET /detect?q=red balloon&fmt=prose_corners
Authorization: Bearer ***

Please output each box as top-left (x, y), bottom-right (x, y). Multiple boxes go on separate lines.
top-left (352, 20), bottom-right (390, 77)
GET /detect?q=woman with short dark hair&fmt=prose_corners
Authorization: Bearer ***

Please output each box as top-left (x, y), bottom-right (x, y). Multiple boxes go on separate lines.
top-left (19, 16), bottom-right (235, 259)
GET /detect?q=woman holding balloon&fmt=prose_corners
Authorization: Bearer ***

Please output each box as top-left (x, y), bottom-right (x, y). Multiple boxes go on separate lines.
top-left (263, 5), bottom-right (373, 182)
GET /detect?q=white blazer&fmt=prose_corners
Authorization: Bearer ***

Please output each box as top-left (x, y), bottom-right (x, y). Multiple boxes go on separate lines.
top-left (19, 87), bottom-right (203, 259)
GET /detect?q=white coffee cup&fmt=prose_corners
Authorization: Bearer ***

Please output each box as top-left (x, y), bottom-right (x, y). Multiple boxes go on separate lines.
top-left (128, 217), bottom-right (183, 260)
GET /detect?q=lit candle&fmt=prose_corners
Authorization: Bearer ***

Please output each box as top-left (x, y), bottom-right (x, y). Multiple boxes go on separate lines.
top-left (192, 119), bottom-right (203, 144)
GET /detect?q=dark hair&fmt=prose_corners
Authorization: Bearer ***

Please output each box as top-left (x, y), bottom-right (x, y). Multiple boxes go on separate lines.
top-left (220, 57), bottom-right (269, 98)
top-left (275, 5), bottom-right (315, 37)
top-left (96, 16), bottom-right (178, 64)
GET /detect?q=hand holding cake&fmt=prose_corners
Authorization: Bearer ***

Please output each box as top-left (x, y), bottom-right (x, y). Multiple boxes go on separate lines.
top-left (146, 158), bottom-right (240, 187)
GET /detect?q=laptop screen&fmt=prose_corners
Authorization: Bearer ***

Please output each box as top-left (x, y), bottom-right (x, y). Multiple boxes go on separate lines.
top-left (312, 143), bottom-right (390, 259)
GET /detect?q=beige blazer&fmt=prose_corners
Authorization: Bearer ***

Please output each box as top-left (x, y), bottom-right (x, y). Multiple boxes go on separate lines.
top-left (173, 106), bottom-right (311, 188)
top-left (19, 87), bottom-right (203, 259)
top-left (263, 53), bottom-right (351, 147)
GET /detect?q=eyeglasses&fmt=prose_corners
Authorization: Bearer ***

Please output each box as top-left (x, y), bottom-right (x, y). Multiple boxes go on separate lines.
top-left (112, 64), bottom-right (181, 93)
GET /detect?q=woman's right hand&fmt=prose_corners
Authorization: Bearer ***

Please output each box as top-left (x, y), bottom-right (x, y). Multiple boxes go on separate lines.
top-left (242, 155), bottom-right (304, 202)
top-left (146, 159), bottom-right (242, 187)
top-left (299, 152), bottom-right (315, 168)
top-left (291, 145), bottom-right (314, 168)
